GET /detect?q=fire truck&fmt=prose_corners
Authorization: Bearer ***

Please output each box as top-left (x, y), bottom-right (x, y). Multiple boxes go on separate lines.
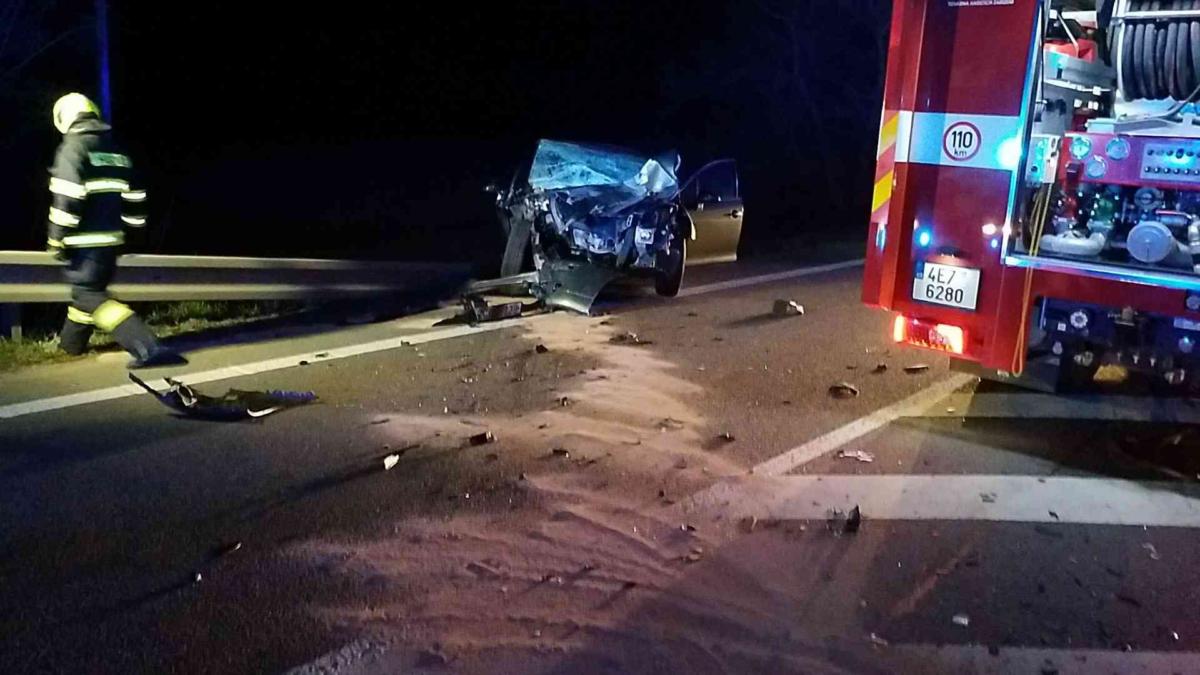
top-left (864, 0), bottom-right (1200, 390)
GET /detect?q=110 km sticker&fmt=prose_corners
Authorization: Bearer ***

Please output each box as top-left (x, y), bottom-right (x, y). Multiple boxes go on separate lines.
top-left (943, 121), bottom-right (981, 161)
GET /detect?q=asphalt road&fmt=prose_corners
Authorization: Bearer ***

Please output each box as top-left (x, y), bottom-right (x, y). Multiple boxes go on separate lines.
top-left (2, 256), bottom-right (1199, 674)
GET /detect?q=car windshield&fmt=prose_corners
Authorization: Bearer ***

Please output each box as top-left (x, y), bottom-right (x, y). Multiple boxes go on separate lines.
top-left (527, 139), bottom-right (679, 197)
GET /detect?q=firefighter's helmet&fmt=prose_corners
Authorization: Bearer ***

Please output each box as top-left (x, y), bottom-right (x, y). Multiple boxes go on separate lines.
top-left (52, 93), bottom-right (101, 134)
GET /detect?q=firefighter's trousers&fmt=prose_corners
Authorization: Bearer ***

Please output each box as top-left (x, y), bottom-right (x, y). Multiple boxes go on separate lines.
top-left (60, 248), bottom-right (162, 360)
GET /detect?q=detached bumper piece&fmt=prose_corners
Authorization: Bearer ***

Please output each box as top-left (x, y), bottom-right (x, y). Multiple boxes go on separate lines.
top-left (130, 373), bottom-right (317, 421)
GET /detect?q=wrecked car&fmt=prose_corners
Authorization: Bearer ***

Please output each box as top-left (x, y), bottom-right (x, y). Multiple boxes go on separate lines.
top-left (491, 140), bottom-right (744, 313)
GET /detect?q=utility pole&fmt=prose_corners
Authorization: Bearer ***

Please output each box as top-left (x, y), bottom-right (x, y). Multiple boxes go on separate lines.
top-left (95, 0), bottom-right (111, 120)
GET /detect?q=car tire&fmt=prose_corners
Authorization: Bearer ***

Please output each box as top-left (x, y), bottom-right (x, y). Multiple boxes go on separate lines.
top-left (655, 236), bottom-right (686, 297)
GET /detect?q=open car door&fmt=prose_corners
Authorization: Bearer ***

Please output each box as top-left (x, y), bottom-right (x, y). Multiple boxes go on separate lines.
top-left (682, 159), bottom-right (743, 264)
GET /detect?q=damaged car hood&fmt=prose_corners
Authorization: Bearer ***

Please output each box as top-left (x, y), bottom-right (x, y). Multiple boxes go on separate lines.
top-left (494, 140), bottom-right (688, 314)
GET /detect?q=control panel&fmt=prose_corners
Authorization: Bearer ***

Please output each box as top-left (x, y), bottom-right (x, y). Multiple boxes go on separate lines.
top-left (1063, 132), bottom-right (1200, 188)
top-left (1140, 141), bottom-right (1200, 184)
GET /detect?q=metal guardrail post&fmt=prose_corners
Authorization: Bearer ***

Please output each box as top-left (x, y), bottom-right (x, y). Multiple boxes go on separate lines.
top-left (0, 304), bottom-right (22, 342)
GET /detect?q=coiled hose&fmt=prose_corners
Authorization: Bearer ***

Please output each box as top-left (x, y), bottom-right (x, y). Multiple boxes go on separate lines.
top-left (1116, 0), bottom-right (1200, 102)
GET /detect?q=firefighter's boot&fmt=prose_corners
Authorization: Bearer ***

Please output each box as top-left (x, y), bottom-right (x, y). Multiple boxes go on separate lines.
top-left (95, 300), bottom-right (188, 369)
top-left (59, 307), bottom-right (95, 355)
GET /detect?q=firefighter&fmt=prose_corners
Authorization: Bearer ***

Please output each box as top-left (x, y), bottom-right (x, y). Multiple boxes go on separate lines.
top-left (46, 93), bottom-right (187, 368)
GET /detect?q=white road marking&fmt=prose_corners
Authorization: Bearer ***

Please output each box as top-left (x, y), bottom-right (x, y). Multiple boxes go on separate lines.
top-left (0, 318), bottom-right (530, 420)
top-left (0, 260), bottom-right (862, 421)
top-left (685, 474), bottom-right (1200, 527)
top-left (751, 374), bottom-right (976, 476)
top-left (879, 643), bottom-right (1200, 674)
top-left (678, 259), bottom-right (864, 297)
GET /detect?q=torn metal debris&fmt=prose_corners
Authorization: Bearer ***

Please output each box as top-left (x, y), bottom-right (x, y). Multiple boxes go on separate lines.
top-left (469, 431), bottom-right (496, 446)
top-left (461, 295), bottom-right (525, 324)
top-left (773, 300), bottom-right (805, 317)
top-left (837, 449), bottom-right (875, 463)
top-left (829, 382), bottom-right (861, 399)
top-left (129, 373), bottom-right (316, 421)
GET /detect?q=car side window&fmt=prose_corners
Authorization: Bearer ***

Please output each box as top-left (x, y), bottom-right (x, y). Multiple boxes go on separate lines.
top-left (694, 161), bottom-right (738, 204)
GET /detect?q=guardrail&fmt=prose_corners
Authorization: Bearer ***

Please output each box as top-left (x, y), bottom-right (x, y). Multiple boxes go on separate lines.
top-left (0, 251), bottom-right (471, 340)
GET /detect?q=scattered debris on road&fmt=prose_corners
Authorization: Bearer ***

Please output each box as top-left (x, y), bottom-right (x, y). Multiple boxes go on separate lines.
top-left (872, 363), bottom-right (888, 374)
top-left (551, 448), bottom-right (571, 459)
top-left (383, 454), bottom-right (401, 471)
top-left (904, 364), bottom-right (931, 374)
top-left (952, 614), bottom-right (971, 627)
top-left (657, 418), bottom-right (686, 431)
top-left (685, 547), bottom-right (704, 563)
top-left (1048, 510), bottom-right (1060, 520)
top-left (469, 431), bottom-right (496, 446)
top-left (558, 396), bottom-right (572, 407)
top-left (129, 373), bottom-right (317, 421)
top-left (461, 295), bottom-right (525, 324)
top-left (827, 506), bottom-right (862, 534)
top-left (837, 449), bottom-right (875, 463)
top-left (213, 541), bottom-right (242, 559)
top-left (868, 633), bottom-right (890, 647)
top-left (466, 560), bottom-right (503, 579)
top-left (535, 344), bottom-right (550, 354)
top-left (1115, 593), bottom-right (1143, 608)
top-left (1142, 542), bottom-right (1161, 561)
top-left (845, 506), bottom-right (862, 533)
top-left (369, 418), bottom-right (390, 425)
top-left (980, 492), bottom-right (997, 504)
top-left (829, 382), bottom-right (860, 399)
top-left (772, 300), bottom-right (805, 317)
top-left (609, 331), bottom-right (654, 346)
top-left (681, 524), bottom-right (697, 532)
top-left (717, 432), bottom-right (736, 443)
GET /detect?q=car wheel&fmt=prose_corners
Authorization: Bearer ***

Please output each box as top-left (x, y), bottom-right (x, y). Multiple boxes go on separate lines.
top-left (655, 236), bottom-right (686, 297)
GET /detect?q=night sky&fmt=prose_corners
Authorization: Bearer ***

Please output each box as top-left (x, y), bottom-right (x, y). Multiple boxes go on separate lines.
top-left (0, 1), bottom-right (890, 268)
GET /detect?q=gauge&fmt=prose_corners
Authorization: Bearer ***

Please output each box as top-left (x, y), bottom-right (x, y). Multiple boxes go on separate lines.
top-left (1070, 136), bottom-right (1093, 160)
top-left (1085, 156), bottom-right (1107, 179)
top-left (1105, 137), bottom-right (1131, 161)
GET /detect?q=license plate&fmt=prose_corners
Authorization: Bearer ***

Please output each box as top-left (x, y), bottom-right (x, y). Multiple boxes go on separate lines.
top-left (913, 262), bottom-right (980, 311)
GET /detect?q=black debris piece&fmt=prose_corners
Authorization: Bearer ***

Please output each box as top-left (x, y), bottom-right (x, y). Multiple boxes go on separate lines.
top-left (717, 432), bottom-right (736, 443)
top-left (535, 344), bottom-right (550, 354)
top-left (552, 448), bottom-right (571, 458)
top-left (829, 382), bottom-right (860, 399)
top-left (462, 295), bottom-right (525, 324)
top-left (469, 431), bottom-right (496, 446)
top-left (610, 332), bottom-right (653, 346)
top-left (904, 364), bottom-right (931, 374)
top-left (129, 373), bottom-right (317, 421)
top-left (872, 364), bottom-right (888, 374)
top-left (773, 300), bottom-right (805, 317)
top-left (1115, 593), bottom-right (1143, 608)
top-left (213, 541), bottom-right (243, 559)
top-left (1049, 510), bottom-right (1060, 520)
top-left (844, 506), bottom-right (862, 534)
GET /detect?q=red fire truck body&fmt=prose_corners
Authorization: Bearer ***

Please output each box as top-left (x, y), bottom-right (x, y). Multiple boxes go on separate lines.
top-left (865, 0), bottom-right (1200, 388)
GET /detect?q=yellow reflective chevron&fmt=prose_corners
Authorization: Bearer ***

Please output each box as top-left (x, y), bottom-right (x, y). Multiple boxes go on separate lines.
top-left (93, 300), bottom-right (135, 331)
top-left (122, 189), bottom-right (147, 203)
top-left (62, 231), bottom-right (125, 248)
top-left (121, 214), bottom-right (147, 227)
top-left (88, 152), bottom-right (132, 168)
top-left (85, 178), bottom-right (130, 194)
top-left (49, 177), bottom-right (87, 199)
top-left (67, 307), bottom-right (94, 325)
top-left (49, 207), bottom-right (80, 227)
